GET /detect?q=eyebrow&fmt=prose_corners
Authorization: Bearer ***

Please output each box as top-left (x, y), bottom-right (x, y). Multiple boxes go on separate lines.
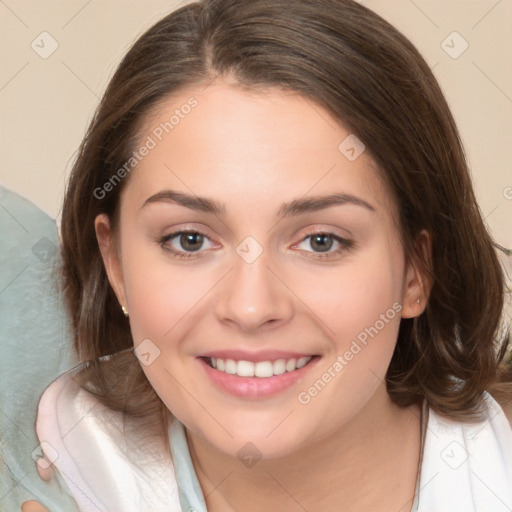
top-left (141, 189), bottom-right (376, 217)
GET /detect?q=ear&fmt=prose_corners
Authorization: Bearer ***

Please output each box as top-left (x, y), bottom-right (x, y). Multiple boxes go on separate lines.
top-left (401, 229), bottom-right (432, 319)
top-left (94, 214), bottom-right (127, 309)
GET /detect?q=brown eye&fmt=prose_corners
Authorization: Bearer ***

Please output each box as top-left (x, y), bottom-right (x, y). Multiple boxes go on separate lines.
top-left (177, 232), bottom-right (204, 252)
top-left (159, 230), bottom-right (215, 259)
top-left (309, 233), bottom-right (335, 252)
top-left (294, 231), bottom-right (354, 260)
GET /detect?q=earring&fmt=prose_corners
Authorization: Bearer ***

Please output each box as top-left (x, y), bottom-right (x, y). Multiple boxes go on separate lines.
top-left (416, 298), bottom-right (421, 304)
top-left (121, 305), bottom-right (129, 317)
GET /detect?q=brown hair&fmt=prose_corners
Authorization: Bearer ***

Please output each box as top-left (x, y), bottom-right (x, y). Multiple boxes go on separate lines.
top-left (60, 0), bottom-right (511, 435)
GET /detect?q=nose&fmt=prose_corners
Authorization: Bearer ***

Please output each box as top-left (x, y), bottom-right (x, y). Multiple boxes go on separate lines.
top-left (214, 244), bottom-right (294, 333)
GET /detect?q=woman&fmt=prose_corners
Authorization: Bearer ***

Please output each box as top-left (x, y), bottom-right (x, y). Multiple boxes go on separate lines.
top-left (11, 0), bottom-right (512, 510)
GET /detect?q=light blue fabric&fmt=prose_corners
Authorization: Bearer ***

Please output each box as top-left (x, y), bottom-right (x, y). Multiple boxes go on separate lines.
top-left (168, 419), bottom-right (208, 512)
top-left (0, 185), bottom-right (79, 511)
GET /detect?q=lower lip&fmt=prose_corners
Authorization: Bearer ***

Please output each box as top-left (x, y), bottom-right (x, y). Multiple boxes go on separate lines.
top-left (198, 357), bottom-right (320, 399)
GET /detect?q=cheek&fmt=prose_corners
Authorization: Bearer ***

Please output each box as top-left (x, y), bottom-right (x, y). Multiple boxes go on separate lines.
top-left (291, 240), bottom-right (405, 348)
top-left (290, 241), bottom-right (405, 418)
top-left (120, 240), bottom-right (213, 344)
top-left (118, 241), bottom-right (212, 415)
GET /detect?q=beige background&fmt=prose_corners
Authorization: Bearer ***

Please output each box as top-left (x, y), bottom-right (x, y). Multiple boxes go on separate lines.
top-left (1, 0), bottom-right (511, 247)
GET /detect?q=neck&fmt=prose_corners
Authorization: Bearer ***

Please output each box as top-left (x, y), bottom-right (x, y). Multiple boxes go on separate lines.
top-left (187, 384), bottom-right (422, 512)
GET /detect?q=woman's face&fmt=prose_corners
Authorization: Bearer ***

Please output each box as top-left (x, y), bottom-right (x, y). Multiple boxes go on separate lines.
top-left (96, 78), bottom-right (424, 459)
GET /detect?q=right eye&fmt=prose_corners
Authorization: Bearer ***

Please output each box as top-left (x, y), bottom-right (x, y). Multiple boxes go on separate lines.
top-left (158, 230), bottom-right (217, 259)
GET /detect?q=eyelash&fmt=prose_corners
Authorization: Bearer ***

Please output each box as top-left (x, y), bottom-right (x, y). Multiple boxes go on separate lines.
top-left (157, 229), bottom-right (355, 261)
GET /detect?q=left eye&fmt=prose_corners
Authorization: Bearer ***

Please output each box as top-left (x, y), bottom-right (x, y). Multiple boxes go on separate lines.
top-left (294, 232), bottom-right (353, 258)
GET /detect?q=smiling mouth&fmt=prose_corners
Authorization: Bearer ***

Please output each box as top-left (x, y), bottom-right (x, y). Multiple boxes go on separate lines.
top-left (201, 355), bottom-right (318, 378)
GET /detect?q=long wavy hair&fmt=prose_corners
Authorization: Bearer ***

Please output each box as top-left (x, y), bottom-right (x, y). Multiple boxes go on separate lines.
top-left (60, 0), bottom-right (512, 438)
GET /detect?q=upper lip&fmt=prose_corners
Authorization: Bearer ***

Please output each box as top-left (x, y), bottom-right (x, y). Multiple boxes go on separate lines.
top-left (198, 350), bottom-right (317, 363)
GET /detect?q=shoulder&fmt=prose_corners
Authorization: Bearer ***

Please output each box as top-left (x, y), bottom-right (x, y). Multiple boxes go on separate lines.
top-left (416, 393), bottom-right (512, 511)
top-left (36, 369), bottom-right (183, 512)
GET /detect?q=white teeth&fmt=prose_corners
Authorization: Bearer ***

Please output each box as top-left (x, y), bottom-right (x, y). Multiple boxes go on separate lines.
top-left (225, 359), bottom-right (237, 374)
top-left (285, 358), bottom-right (297, 372)
top-left (296, 357), bottom-right (310, 369)
top-left (237, 360), bottom-right (255, 377)
top-left (273, 359), bottom-right (286, 375)
top-left (209, 356), bottom-right (313, 378)
top-left (254, 361), bottom-right (273, 378)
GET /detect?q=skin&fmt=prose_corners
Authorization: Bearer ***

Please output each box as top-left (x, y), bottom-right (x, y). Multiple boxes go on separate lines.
top-left (26, 76), bottom-right (431, 511)
top-left (21, 503), bottom-right (48, 512)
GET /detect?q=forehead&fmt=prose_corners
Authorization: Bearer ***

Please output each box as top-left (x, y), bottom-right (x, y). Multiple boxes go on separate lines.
top-left (124, 79), bottom-right (396, 218)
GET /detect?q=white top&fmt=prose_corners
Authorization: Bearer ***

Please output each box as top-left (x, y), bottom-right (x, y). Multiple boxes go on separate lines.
top-left (36, 370), bottom-right (182, 512)
top-left (36, 369), bottom-right (512, 512)
top-left (413, 392), bottom-right (512, 511)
